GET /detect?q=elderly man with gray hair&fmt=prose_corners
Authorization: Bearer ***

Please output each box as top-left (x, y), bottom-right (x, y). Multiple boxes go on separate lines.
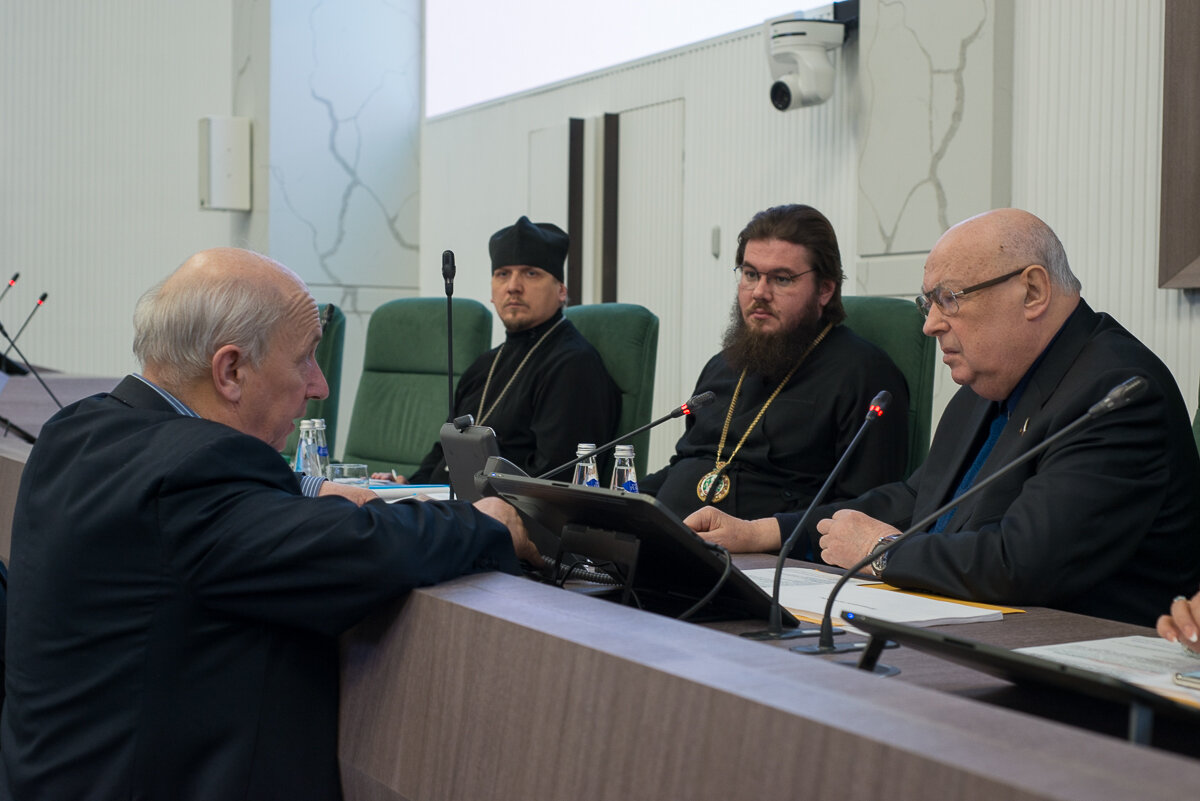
top-left (1, 247), bottom-right (537, 800)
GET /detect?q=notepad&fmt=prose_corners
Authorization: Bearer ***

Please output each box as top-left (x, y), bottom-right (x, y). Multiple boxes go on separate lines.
top-left (371, 484), bottom-right (451, 502)
top-left (743, 567), bottom-right (1007, 627)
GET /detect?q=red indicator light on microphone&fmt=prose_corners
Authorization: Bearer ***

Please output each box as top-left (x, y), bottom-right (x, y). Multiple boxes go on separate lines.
top-left (681, 404), bottom-right (692, 416)
top-left (869, 404), bottom-right (884, 417)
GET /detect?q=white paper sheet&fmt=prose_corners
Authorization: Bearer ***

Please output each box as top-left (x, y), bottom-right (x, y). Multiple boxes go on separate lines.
top-left (743, 567), bottom-right (1003, 627)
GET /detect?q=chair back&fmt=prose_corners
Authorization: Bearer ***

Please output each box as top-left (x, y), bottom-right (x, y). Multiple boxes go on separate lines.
top-left (343, 298), bottom-right (493, 475)
top-left (564, 303), bottom-right (660, 476)
top-left (841, 296), bottom-right (936, 476)
top-left (1192, 379), bottom-right (1199, 458)
top-left (282, 303), bottom-right (346, 463)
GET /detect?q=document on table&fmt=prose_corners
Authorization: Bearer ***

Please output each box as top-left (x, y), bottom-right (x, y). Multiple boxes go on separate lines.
top-left (1017, 636), bottom-right (1200, 707)
top-left (743, 567), bottom-right (1004, 627)
top-left (371, 484), bottom-right (452, 502)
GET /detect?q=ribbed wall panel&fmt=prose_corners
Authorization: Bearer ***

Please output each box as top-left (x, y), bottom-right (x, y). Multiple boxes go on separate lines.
top-left (1013, 0), bottom-right (1197, 414)
top-left (616, 100), bottom-right (684, 466)
top-left (1, 2), bottom-right (234, 376)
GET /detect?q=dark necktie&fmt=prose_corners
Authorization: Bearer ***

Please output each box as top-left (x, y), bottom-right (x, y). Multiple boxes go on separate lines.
top-left (931, 405), bottom-right (1008, 533)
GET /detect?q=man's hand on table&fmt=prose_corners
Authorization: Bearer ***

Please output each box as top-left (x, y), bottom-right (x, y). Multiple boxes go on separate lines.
top-left (474, 496), bottom-right (541, 565)
top-left (684, 507), bottom-right (782, 553)
top-left (317, 480), bottom-right (378, 506)
top-left (814, 509), bottom-right (900, 570)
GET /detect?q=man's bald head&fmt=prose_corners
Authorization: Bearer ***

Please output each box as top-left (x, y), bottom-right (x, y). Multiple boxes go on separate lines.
top-left (921, 209), bottom-right (1082, 401)
top-left (133, 248), bottom-right (313, 393)
top-left (937, 208), bottom-right (1081, 294)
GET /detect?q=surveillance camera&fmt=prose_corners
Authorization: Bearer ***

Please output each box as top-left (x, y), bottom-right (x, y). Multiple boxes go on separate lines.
top-left (765, 16), bottom-right (846, 110)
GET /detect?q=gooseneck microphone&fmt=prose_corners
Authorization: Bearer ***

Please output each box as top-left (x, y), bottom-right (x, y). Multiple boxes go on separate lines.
top-left (3, 292), bottom-right (47, 359)
top-left (742, 390), bottom-right (891, 641)
top-left (536, 391), bottom-right (716, 481)
top-left (0, 272), bottom-right (18, 306)
top-left (442, 250), bottom-right (457, 499)
top-left (0, 318), bottom-right (62, 410)
top-left (793, 376), bottom-right (1148, 660)
top-left (442, 250), bottom-right (457, 422)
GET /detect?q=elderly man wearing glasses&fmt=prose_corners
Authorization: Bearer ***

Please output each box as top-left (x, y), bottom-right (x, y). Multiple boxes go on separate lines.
top-left (686, 208), bottom-right (1200, 625)
top-left (638, 204), bottom-right (910, 522)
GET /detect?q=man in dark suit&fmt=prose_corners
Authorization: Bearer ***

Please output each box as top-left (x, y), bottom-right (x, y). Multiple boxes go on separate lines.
top-left (687, 208), bottom-right (1200, 625)
top-left (1, 248), bottom-right (538, 800)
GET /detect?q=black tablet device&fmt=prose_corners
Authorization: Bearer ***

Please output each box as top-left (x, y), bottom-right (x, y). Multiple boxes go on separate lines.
top-left (844, 612), bottom-right (1200, 743)
top-left (485, 472), bottom-right (799, 626)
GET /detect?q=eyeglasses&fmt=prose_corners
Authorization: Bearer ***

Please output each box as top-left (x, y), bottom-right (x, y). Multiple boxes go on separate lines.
top-left (915, 267), bottom-right (1029, 317)
top-left (735, 265), bottom-right (814, 292)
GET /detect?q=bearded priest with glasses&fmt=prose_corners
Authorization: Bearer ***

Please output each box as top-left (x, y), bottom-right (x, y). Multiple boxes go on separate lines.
top-left (638, 204), bottom-right (910, 524)
top-left (686, 208), bottom-right (1200, 626)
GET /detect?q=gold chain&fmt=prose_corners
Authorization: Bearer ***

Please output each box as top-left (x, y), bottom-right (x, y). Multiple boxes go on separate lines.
top-left (698, 321), bottom-right (832, 502)
top-left (476, 317), bottom-right (566, 426)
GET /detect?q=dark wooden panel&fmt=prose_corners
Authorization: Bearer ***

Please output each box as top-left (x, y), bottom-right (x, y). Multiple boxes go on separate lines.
top-left (601, 113), bottom-right (619, 303)
top-left (1158, 0), bottom-right (1200, 288)
top-left (339, 571), bottom-right (1200, 801)
top-left (567, 118), bottom-right (584, 307)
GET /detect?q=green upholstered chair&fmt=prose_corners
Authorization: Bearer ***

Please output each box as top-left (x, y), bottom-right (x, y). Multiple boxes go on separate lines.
top-left (1192, 379), bottom-right (1199, 457)
top-left (342, 297), bottom-right (493, 476)
top-left (841, 295), bottom-right (937, 477)
top-left (281, 303), bottom-right (346, 465)
top-left (563, 303), bottom-right (660, 477)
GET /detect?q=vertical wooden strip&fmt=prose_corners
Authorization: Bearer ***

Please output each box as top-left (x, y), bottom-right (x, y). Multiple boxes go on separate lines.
top-left (567, 118), bottom-right (585, 307)
top-left (602, 112), bottom-right (620, 303)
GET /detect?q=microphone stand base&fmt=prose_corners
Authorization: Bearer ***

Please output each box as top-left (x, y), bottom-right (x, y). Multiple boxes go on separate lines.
top-left (789, 639), bottom-right (902, 677)
top-left (790, 640), bottom-right (874, 655)
top-left (740, 627), bottom-right (844, 641)
top-left (840, 658), bottom-right (900, 677)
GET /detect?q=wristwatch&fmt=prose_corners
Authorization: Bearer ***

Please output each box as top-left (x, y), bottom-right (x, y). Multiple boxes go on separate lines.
top-left (870, 534), bottom-right (900, 577)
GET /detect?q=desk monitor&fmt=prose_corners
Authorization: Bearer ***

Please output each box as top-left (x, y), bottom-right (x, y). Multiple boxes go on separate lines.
top-left (485, 472), bottom-right (799, 627)
top-left (844, 612), bottom-right (1200, 744)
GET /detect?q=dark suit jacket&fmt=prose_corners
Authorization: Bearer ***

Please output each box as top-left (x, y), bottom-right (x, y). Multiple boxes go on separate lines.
top-left (2, 376), bottom-right (519, 800)
top-left (781, 301), bottom-right (1200, 625)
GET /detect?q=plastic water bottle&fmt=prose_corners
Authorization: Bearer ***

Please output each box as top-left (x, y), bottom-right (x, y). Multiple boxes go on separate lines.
top-left (293, 420), bottom-right (313, 474)
top-left (311, 418), bottom-right (331, 478)
top-left (609, 444), bottom-right (638, 493)
top-left (571, 443), bottom-right (600, 487)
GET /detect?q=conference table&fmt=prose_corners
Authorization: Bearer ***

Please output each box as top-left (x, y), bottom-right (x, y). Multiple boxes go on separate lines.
top-left (4, 373), bottom-right (1199, 799)
top-left (338, 557), bottom-right (1200, 801)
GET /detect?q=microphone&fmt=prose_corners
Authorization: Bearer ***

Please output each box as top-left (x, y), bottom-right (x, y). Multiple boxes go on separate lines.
top-left (0, 272), bottom-right (18, 306)
top-left (742, 390), bottom-right (892, 641)
top-left (442, 249), bottom-right (456, 296)
top-left (442, 250), bottom-right (458, 498)
top-left (0, 318), bottom-right (62, 410)
top-left (792, 376), bottom-right (1149, 664)
top-left (3, 292), bottom-right (47, 358)
top-left (536, 391), bottom-right (716, 480)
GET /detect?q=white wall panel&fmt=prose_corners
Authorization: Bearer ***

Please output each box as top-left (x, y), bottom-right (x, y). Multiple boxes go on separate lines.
top-left (1011, 0), bottom-right (1198, 417)
top-left (616, 100), bottom-right (684, 467)
top-left (1, 1), bottom-right (235, 376)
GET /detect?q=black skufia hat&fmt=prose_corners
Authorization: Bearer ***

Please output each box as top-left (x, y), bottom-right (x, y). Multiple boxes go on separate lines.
top-left (488, 216), bottom-right (568, 281)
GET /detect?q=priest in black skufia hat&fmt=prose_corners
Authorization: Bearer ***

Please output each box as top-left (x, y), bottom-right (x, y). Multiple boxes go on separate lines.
top-left (404, 216), bottom-right (620, 483)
